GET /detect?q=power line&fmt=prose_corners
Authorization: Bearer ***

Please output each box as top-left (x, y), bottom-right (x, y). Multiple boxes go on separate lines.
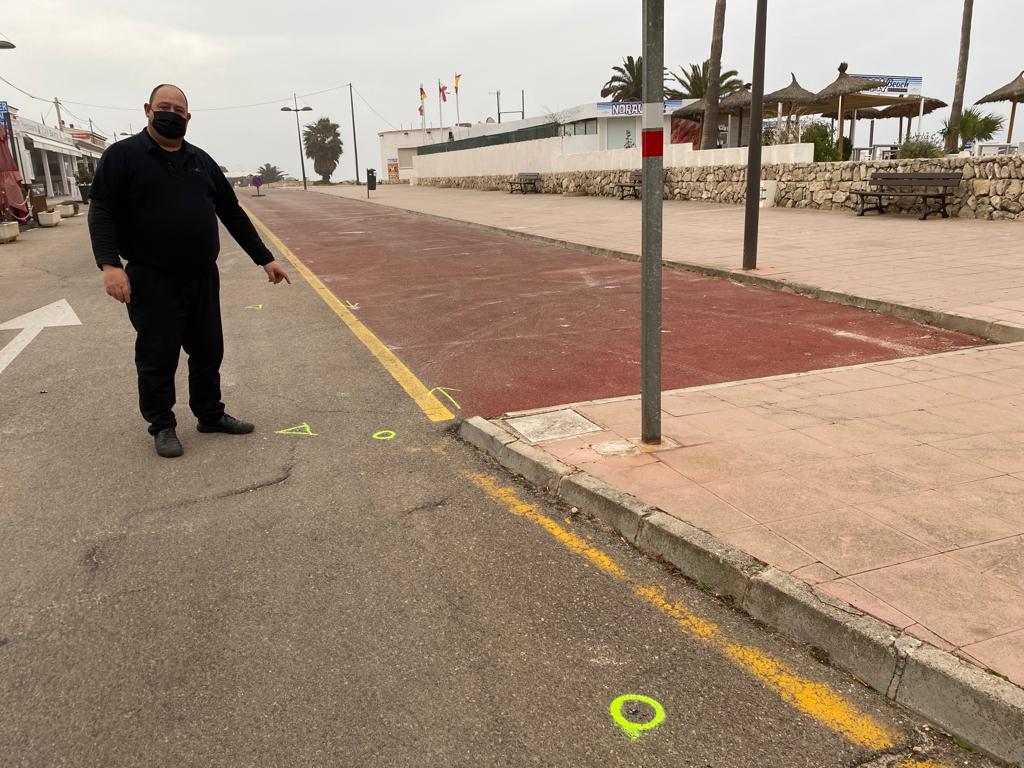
top-left (353, 86), bottom-right (398, 130)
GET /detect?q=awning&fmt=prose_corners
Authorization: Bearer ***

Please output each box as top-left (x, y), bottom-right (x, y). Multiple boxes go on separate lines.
top-left (75, 146), bottom-right (103, 159)
top-left (23, 133), bottom-right (83, 157)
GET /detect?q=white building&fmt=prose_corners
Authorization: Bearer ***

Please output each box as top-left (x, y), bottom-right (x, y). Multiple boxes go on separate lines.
top-left (379, 100), bottom-right (696, 183)
top-left (9, 108), bottom-right (86, 200)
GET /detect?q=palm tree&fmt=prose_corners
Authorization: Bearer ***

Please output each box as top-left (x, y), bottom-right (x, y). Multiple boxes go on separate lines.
top-left (601, 56), bottom-right (643, 102)
top-left (302, 117), bottom-right (344, 183)
top-left (941, 107), bottom-right (1005, 150)
top-left (945, 0), bottom-right (974, 153)
top-left (702, 0), bottom-right (728, 150)
top-left (665, 60), bottom-right (743, 101)
top-left (256, 163), bottom-right (284, 183)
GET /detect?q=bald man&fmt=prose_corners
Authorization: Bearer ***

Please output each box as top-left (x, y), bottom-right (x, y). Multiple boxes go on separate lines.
top-left (88, 84), bottom-right (290, 458)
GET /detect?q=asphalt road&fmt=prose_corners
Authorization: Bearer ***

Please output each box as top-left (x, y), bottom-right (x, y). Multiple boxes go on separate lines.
top-left (0, 212), bottom-right (996, 768)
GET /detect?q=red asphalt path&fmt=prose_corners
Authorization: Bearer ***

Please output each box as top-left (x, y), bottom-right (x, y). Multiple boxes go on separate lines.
top-left (247, 191), bottom-right (982, 418)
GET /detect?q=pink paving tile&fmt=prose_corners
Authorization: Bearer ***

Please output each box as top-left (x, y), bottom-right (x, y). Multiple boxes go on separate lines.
top-left (950, 536), bottom-right (1024, 592)
top-left (851, 554), bottom-right (1024, 647)
top-left (796, 420), bottom-right (919, 456)
top-left (703, 470), bottom-right (845, 523)
top-left (921, 374), bottom-right (1019, 401)
top-left (725, 430), bottom-right (851, 468)
top-left (939, 475), bottom-right (1024, 528)
top-left (815, 579), bottom-right (915, 629)
top-left (861, 444), bottom-right (1001, 488)
top-left (962, 629), bottom-right (1024, 687)
top-left (720, 526), bottom-right (817, 572)
top-left (820, 367), bottom-right (906, 391)
top-left (904, 624), bottom-right (957, 653)
top-left (866, 409), bottom-right (980, 445)
top-left (582, 453), bottom-right (658, 485)
top-left (745, 404), bottom-right (829, 430)
top-left (675, 407), bottom-right (789, 442)
top-left (661, 391), bottom-right (733, 417)
top-left (643, 485), bottom-right (757, 535)
top-left (660, 416), bottom-right (714, 448)
top-left (783, 457), bottom-right (927, 505)
top-left (542, 431), bottom-right (616, 461)
top-left (575, 401), bottom-right (642, 435)
top-left (791, 563), bottom-right (841, 585)
top-left (611, 461), bottom-right (694, 497)
top-left (860, 492), bottom-right (1020, 552)
top-left (769, 508), bottom-right (935, 576)
top-left (656, 441), bottom-right (773, 484)
top-left (931, 432), bottom-right (1024, 474)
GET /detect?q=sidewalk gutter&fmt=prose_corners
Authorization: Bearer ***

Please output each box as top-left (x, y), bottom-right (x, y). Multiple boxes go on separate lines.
top-left (329, 192), bottom-right (1024, 345)
top-left (458, 415), bottom-right (1024, 766)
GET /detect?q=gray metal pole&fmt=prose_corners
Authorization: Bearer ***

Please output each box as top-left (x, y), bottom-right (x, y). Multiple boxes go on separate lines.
top-left (294, 94), bottom-right (308, 191)
top-left (349, 83), bottom-right (360, 185)
top-left (742, 0), bottom-right (768, 270)
top-left (641, 0), bottom-right (664, 445)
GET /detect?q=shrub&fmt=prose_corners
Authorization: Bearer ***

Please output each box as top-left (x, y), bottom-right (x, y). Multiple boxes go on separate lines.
top-left (896, 134), bottom-right (944, 159)
top-left (800, 121), bottom-right (838, 162)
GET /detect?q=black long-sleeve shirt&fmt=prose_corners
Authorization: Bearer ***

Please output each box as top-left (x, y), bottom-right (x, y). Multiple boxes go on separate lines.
top-left (88, 129), bottom-right (274, 274)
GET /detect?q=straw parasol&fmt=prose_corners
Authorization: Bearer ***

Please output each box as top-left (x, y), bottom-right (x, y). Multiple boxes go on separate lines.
top-left (976, 71), bottom-right (1024, 143)
top-left (813, 63), bottom-right (892, 156)
top-left (879, 97), bottom-right (948, 143)
top-left (671, 100), bottom-right (705, 119)
top-left (763, 74), bottom-right (818, 140)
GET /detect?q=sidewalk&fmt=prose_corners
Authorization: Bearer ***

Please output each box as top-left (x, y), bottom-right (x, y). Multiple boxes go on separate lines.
top-left (314, 185), bottom-right (1024, 689)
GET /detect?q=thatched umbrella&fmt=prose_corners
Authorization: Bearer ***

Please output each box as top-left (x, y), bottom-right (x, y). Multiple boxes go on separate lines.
top-left (976, 71), bottom-right (1024, 143)
top-left (764, 74), bottom-right (818, 141)
top-left (718, 86), bottom-right (753, 146)
top-left (671, 100), bottom-right (705, 119)
top-left (822, 108), bottom-right (885, 149)
top-left (813, 63), bottom-right (891, 156)
top-left (879, 97), bottom-right (948, 143)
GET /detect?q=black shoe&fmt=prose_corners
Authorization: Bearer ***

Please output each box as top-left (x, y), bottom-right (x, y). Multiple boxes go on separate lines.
top-left (197, 414), bottom-right (255, 435)
top-left (154, 428), bottom-right (183, 458)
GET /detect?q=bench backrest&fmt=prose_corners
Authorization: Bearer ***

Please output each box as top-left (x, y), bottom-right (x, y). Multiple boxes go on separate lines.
top-left (869, 172), bottom-right (962, 188)
top-left (516, 172), bottom-right (541, 181)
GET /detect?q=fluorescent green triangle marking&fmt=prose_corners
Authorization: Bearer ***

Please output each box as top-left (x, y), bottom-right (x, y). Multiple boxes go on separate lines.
top-left (274, 422), bottom-right (317, 436)
top-left (245, 304), bottom-right (263, 310)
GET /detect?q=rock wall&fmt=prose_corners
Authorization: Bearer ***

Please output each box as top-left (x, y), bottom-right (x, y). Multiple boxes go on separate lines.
top-left (418, 156), bottom-right (1024, 220)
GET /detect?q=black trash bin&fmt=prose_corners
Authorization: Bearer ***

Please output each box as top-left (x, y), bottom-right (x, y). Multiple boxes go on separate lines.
top-left (366, 169), bottom-right (377, 191)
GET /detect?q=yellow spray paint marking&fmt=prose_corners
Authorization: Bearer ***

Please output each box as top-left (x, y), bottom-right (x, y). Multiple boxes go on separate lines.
top-left (275, 422), bottom-right (317, 437)
top-left (343, 300), bottom-right (360, 310)
top-left (430, 387), bottom-right (462, 411)
top-left (245, 304), bottom-right (263, 310)
top-left (243, 206), bottom-right (455, 423)
top-left (609, 694), bottom-right (666, 741)
top-left (373, 430), bottom-right (397, 441)
top-left (461, 471), bottom-right (900, 752)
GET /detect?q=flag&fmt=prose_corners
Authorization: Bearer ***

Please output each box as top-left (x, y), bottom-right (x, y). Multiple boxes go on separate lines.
top-left (454, 74), bottom-right (462, 94)
top-left (418, 104), bottom-right (424, 116)
top-left (439, 83), bottom-right (449, 103)
top-left (420, 85), bottom-right (427, 101)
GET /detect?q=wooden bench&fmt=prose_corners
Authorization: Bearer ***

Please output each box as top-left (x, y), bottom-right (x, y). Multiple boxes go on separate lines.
top-left (853, 172), bottom-right (962, 220)
top-left (508, 172), bottom-right (541, 194)
top-left (615, 170), bottom-right (643, 200)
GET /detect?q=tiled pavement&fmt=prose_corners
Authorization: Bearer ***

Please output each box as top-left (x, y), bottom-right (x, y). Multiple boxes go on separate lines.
top-left (315, 185), bottom-right (1024, 686)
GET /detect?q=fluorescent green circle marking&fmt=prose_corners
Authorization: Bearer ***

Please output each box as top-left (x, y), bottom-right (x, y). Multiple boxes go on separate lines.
top-left (609, 694), bottom-right (666, 740)
top-left (373, 430), bottom-right (396, 441)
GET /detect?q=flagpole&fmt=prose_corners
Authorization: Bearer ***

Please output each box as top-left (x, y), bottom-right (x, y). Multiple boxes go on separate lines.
top-left (420, 82), bottom-right (426, 132)
top-left (438, 79), bottom-right (444, 131)
top-left (456, 75), bottom-right (461, 131)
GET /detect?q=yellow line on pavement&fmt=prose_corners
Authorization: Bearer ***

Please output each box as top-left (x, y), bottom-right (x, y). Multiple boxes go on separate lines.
top-left (243, 206), bottom-right (455, 422)
top-left (463, 471), bottom-right (901, 752)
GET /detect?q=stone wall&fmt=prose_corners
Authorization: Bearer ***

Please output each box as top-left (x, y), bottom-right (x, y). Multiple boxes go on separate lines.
top-left (418, 156), bottom-right (1024, 221)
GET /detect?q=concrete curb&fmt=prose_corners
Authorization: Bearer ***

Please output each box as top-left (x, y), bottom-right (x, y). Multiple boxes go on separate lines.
top-left (458, 415), bottom-right (1024, 765)
top-left (335, 193), bottom-right (1024, 344)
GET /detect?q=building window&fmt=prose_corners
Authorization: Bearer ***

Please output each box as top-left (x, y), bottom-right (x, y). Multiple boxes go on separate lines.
top-left (562, 119), bottom-right (597, 137)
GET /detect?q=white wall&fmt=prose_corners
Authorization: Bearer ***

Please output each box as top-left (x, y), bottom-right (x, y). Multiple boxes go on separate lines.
top-left (412, 138), bottom-right (813, 179)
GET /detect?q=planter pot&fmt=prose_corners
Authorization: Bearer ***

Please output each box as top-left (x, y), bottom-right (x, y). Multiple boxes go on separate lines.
top-left (57, 204), bottom-right (76, 217)
top-left (77, 183), bottom-right (92, 201)
top-left (0, 221), bottom-right (19, 243)
top-left (38, 211), bottom-right (61, 227)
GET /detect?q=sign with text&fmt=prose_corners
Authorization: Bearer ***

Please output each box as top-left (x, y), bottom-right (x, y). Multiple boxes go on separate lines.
top-left (596, 100), bottom-right (684, 117)
top-left (850, 75), bottom-right (923, 97)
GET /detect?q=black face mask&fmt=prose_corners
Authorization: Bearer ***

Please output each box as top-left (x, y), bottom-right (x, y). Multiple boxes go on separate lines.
top-left (151, 110), bottom-right (187, 140)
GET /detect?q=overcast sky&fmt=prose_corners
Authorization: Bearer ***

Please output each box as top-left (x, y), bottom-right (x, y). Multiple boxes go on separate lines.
top-left (2, 0), bottom-right (1020, 178)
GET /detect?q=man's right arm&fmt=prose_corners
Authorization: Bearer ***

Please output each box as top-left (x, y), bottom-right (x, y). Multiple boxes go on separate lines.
top-left (87, 149), bottom-right (131, 303)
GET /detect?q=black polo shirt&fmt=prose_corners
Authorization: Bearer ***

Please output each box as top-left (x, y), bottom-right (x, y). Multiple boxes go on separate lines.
top-left (88, 129), bottom-right (274, 274)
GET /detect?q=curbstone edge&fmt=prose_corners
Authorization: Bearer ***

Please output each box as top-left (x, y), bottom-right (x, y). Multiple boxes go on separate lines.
top-left (497, 440), bottom-right (574, 493)
top-left (458, 416), bottom-right (516, 459)
top-left (559, 472), bottom-right (655, 544)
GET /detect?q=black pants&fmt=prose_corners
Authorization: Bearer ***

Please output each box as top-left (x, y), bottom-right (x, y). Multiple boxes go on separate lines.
top-left (125, 262), bottom-right (225, 435)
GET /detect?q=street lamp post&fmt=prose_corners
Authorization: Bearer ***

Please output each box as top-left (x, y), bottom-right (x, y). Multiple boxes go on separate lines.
top-left (281, 94), bottom-right (312, 190)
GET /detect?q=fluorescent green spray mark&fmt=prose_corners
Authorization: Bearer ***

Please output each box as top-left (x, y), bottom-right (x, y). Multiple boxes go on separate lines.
top-left (609, 694), bottom-right (665, 741)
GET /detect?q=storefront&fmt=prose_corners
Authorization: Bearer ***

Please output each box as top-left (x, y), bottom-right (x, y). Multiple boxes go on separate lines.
top-left (10, 114), bottom-right (83, 200)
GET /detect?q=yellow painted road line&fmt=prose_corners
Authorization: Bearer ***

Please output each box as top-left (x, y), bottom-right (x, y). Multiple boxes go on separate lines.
top-left (463, 471), bottom-right (902, 753)
top-left (244, 206), bottom-right (455, 422)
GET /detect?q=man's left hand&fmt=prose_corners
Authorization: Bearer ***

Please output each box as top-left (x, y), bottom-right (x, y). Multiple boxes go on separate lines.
top-left (264, 261), bottom-right (291, 285)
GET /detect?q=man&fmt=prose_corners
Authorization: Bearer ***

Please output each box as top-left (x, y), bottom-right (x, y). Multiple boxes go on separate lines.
top-left (88, 84), bottom-right (290, 458)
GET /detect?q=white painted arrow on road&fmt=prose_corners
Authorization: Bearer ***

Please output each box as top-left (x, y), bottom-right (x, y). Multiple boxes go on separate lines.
top-left (0, 299), bottom-right (82, 375)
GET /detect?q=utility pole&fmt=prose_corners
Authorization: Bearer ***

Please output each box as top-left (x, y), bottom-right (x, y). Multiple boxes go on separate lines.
top-left (521, 90), bottom-right (526, 120)
top-left (348, 83), bottom-right (360, 185)
top-left (640, 0), bottom-right (664, 445)
top-left (53, 97), bottom-right (64, 130)
top-left (742, 0), bottom-right (768, 271)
